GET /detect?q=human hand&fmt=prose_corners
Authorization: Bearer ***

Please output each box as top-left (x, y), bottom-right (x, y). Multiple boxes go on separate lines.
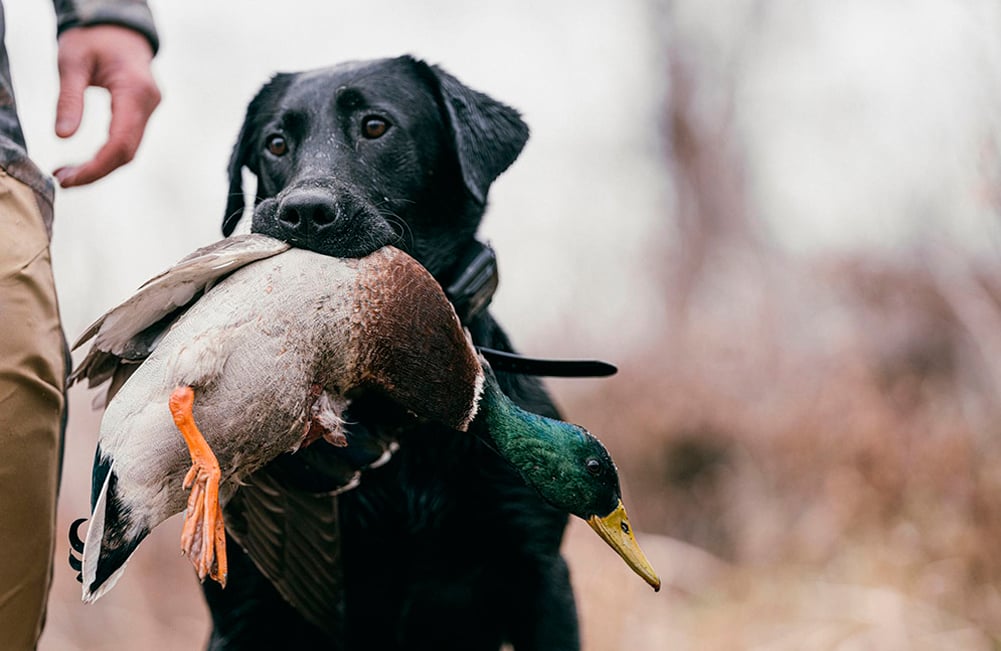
top-left (53, 25), bottom-right (160, 187)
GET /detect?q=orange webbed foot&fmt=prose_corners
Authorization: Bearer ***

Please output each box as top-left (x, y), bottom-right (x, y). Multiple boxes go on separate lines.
top-left (169, 386), bottom-right (228, 587)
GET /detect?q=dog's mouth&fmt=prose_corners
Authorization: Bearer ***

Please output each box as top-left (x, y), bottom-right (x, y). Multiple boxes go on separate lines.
top-left (250, 189), bottom-right (397, 259)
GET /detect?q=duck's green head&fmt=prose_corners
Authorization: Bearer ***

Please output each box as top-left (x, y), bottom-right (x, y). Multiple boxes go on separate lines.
top-left (481, 376), bottom-right (661, 591)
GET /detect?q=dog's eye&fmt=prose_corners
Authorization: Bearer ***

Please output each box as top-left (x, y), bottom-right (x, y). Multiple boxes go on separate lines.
top-left (361, 116), bottom-right (389, 139)
top-left (265, 135), bottom-right (288, 157)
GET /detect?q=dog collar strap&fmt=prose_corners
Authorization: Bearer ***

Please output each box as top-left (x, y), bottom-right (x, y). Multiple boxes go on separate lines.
top-left (443, 239), bottom-right (499, 324)
top-left (478, 347), bottom-right (617, 377)
top-left (441, 239), bottom-right (617, 378)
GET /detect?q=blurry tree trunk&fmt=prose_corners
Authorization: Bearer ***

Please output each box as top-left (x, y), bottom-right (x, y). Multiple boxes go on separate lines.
top-left (658, 0), bottom-right (784, 381)
top-left (666, 49), bottom-right (748, 313)
top-left (661, 1), bottom-right (768, 324)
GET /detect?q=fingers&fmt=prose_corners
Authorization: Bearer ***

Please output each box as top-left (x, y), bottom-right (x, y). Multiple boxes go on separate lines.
top-left (55, 57), bottom-right (90, 139)
top-left (54, 26), bottom-right (160, 188)
top-left (56, 81), bottom-right (158, 187)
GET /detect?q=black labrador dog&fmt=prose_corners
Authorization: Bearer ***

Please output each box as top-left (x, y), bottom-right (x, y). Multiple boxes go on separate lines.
top-left (205, 56), bottom-right (581, 651)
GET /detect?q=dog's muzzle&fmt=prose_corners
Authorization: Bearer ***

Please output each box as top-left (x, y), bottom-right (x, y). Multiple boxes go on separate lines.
top-left (251, 183), bottom-right (395, 258)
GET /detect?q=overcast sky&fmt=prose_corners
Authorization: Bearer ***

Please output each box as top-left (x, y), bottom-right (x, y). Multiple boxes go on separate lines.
top-left (6, 0), bottom-right (670, 363)
top-left (6, 0), bottom-right (1001, 362)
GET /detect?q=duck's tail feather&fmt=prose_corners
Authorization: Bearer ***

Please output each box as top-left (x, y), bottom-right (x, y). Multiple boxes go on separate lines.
top-left (80, 457), bottom-right (150, 603)
top-left (90, 446), bottom-right (113, 511)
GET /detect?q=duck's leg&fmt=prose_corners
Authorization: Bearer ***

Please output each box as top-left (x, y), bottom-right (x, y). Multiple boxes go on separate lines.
top-left (169, 386), bottom-right (227, 587)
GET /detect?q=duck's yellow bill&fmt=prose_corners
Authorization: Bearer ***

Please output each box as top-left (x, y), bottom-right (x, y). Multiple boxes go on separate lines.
top-left (587, 500), bottom-right (661, 592)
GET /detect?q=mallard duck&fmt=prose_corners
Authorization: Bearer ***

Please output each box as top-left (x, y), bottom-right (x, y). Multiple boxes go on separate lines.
top-left (70, 234), bottom-right (659, 605)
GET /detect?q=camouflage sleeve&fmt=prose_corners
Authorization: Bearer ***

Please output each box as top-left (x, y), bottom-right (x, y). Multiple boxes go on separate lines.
top-left (52, 0), bottom-right (159, 54)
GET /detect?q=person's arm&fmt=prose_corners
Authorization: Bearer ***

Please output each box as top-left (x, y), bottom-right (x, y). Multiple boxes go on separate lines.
top-left (50, 1), bottom-right (160, 187)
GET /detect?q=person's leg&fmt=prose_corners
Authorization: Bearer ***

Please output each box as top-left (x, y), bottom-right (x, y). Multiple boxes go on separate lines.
top-left (0, 168), bottom-right (65, 649)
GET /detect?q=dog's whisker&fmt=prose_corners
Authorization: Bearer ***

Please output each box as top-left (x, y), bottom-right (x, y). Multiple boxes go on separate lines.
top-left (373, 196), bottom-right (417, 208)
top-left (365, 197), bottom-right (417, 249)
top-left (381, 212), bottom-right (415, 249)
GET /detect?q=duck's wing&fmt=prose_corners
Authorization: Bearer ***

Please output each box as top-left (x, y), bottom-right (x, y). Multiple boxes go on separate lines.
top-left (224, 396), bottom-right (406, 634)
top-left (70, 234), bottom-right (291, 397)
top-left (224, 464), bottom-right (345, 639)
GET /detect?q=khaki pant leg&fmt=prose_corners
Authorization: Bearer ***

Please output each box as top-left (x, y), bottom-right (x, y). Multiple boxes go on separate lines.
top-left (0, 170), bottom-right (64, 650)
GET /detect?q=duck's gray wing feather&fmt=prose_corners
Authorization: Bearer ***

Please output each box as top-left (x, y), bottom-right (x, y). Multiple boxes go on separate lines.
top-left (224, 402), bottom-right (407, 636)
top-left (70, 234), bottom-right (290, 391)
top-left (225, 466), bottom-right (345, 639)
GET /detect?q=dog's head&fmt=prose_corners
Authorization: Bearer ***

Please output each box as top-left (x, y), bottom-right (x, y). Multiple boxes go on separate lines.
top-left (223, 56), bottom-right (528, 276)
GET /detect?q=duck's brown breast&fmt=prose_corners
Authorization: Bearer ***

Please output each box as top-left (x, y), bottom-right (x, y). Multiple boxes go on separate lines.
top-left (343, 247), bottom-right (483, 431)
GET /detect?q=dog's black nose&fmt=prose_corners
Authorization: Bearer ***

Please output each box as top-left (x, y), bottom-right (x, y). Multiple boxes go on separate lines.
top-left (277, 191), bottom-right (340, 233)
top-left (253, 185), bottom-right (394, 258)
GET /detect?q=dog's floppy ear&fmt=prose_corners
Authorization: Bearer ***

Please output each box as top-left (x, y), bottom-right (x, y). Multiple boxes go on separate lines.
top-left (223, 73), bottom-right (295, 236)
top-left (417, 60), bottom-right (529, 205)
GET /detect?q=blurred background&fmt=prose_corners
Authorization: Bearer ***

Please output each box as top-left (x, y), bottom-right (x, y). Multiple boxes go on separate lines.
top-left (7, 0), bottom-right (1001, 648)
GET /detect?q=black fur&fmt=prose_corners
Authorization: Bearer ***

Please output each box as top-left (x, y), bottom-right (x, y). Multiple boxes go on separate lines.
top-left (223, 55), bottom-right (528, 278)
top-left (209, 56), bottom-right (577, 651)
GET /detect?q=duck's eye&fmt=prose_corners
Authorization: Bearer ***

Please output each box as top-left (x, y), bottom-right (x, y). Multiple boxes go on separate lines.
top-left (362, 116), bottom-right (390, 139)
top-left (265, 135), bottom-right (287, 157)
top-left (585, 458), bottom-right (602, 476)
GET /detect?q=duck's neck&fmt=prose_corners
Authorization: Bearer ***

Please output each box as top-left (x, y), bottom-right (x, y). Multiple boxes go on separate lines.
top-left (478, 376), bottom-right (562, 475)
